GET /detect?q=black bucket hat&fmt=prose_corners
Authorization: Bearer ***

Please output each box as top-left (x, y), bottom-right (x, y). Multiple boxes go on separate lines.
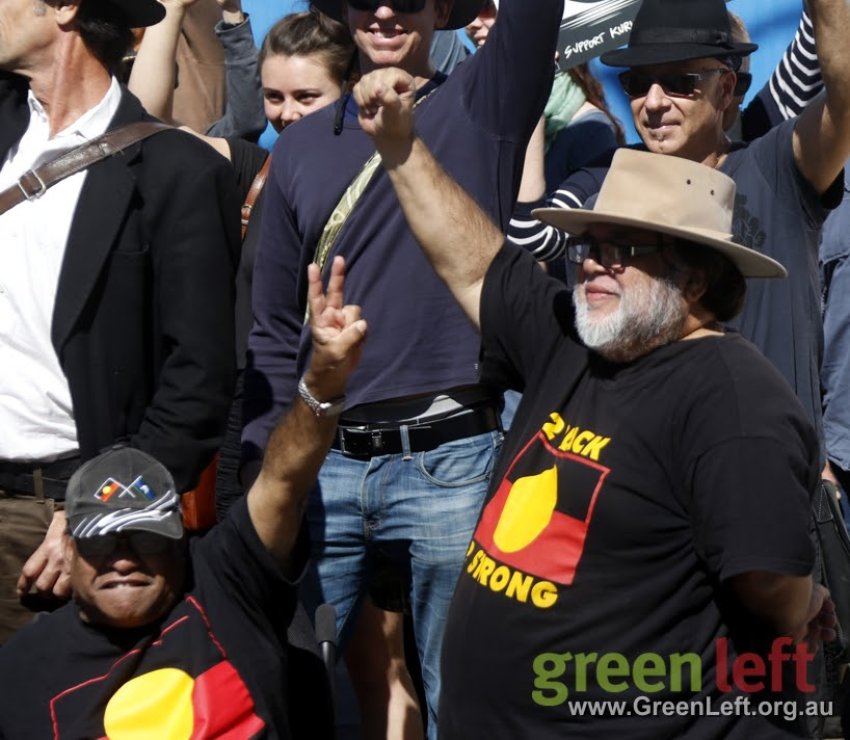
top-left (601, 0), bottom-right (757, 68)
top-left (310, 0), bottom-right (486, 31)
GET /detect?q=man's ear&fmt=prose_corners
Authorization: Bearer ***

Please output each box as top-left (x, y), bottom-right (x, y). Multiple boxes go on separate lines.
top-left (716, 69), bottom-right (738, 114)
top-left (52, 0), bottom-right (82, 27)
top-left (682, 268), bottom-right (708, 304)
top-left (434, 0), bottom-right (454, 30)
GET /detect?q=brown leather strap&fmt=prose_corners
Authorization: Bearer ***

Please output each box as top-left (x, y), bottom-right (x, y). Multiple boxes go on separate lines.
top-left (241, 155), bottom-right (271, 241)
top-left (0, 121), bottom-right (172, 217)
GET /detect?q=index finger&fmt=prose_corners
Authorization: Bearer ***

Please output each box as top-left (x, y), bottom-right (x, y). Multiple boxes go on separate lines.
top-left (307, 262), bottom-right (327, 321)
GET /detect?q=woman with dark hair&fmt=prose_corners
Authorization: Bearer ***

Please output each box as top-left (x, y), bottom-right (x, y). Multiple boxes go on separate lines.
top-left (131, 3), bottom-right (356, 508)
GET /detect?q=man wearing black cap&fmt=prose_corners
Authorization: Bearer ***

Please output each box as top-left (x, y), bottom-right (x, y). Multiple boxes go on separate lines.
top-left (354, 66), bottom-right (835, 738)
top-left (243, 0), bottom-right (563, 732)
top-left (518, 0), bottom-right (850, 462)
top-left (0, 256), bottom-right (366, 738)
top-left (0, 0), bottom-right (239, 643)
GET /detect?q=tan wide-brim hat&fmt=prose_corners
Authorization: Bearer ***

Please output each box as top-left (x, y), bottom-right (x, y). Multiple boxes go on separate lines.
top-left (533, 148), bottom-right (786, 279)
top-left (311, 0), bottom-right (486, 30)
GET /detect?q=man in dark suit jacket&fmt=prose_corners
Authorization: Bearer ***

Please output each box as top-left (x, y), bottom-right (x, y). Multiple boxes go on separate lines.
top-left (0, 0), bottom-right (239, 642)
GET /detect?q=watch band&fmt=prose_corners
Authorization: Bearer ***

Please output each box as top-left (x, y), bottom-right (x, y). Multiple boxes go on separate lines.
top-left (298, 377), bottom-right (345, 418)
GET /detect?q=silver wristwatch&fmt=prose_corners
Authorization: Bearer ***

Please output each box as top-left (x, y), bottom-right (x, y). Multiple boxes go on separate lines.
top-left (297, 377), bottom-right (345, 418)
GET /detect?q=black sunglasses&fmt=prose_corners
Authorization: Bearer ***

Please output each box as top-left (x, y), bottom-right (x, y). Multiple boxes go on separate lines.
top-left (618, 68), bottom-right (729, 99)
top-left (76, 531), bottom-right (173, 559)
top-left (346, 0), bottom-right (427, 12)
top-left (566, 236), bottom-right (662, 270)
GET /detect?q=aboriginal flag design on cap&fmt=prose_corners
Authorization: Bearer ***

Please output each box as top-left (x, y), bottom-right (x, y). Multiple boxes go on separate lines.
top-left (65, 447), bottom-right (184, 541)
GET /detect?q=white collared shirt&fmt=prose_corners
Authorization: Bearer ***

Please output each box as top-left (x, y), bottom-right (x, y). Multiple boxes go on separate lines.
top-left (0, 77), bottom-right (122, 461)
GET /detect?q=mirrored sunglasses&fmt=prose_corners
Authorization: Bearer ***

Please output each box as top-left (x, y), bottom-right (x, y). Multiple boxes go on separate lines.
top-left (346, 0), bottom-right (428, 12)
top-left (618, 68), bottom-right (728, 99)
top-left (75, 531), bottom-right (173, 559)
top-left (566, 236), bottom-right (662, 269)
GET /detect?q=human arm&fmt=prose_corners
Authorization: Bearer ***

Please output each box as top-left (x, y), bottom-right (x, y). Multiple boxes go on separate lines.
top-left (791, 0), bottom-right (850, 194)
top-left (517, 116), bottom-right (546, 204)
top-left (241, 139), bottom-right (312, 484)
top-left (742, 7), bottom-right (820, 140)
top-left (247, 256), bottom-right (367, 570)
top-left (205, 0), bottom-right (266, 140)
top-left (729, 573), bottom-right (835, 644)
top-left (355, 68), bottom-right (505, 329)
top-left (128, 0), bottom-right (197, 122)
top-left (462, 0), bottom-right (563, 162)
top-left (16, 510), bottom-right (70, 601)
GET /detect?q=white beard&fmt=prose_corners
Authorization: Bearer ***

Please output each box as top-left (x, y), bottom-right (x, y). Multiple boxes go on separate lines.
top-left (573, 274), bottom-right (688, 363)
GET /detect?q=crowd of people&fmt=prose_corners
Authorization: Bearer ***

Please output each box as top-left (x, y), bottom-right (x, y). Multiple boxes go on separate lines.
top-left (0, 0), bottom-right (849, 738)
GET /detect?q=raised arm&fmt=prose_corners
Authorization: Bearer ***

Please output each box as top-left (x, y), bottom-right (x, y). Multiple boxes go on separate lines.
top-left (792, 0), bottom-right (850, 194)
top-left (128, 0), bottom-right (197, 121)
top-left (247, 256), bottom-right (367, 570)
top-left (204, 0), bottom-right (267, 141)
top-left (355, 68), bottom-right (505, 330)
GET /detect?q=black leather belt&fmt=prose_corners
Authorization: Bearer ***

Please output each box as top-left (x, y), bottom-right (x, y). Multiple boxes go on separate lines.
top-left (0, 456), bottom-right (81, 501)
top-left (332, 406), bottom-right (501, 458)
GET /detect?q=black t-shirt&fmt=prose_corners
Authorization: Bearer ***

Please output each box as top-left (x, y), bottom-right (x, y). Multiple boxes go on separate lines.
top-left (439, 245), bottom-right (819, 739)
top-left (0, 499), bottom-right (311, 739)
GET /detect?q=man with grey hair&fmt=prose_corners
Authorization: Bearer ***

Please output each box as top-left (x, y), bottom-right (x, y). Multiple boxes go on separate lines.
top-left (353, 65), bottom-right (835, 738)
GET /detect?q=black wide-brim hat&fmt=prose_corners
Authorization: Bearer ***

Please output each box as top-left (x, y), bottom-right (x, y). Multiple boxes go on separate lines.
top-left (601, 0), bottom-right (757, 67)
top-left (107, 0), bottom-right (165, 28)
top-left (311, 0), bottom-right (486, 31)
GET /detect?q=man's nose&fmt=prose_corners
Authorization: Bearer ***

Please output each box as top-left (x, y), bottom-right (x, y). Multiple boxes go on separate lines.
top-left (643, 82), bottom-right (671, 110)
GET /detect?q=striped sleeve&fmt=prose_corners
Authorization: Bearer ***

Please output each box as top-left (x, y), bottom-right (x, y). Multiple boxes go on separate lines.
top-left (767, 9), bottom-right (823, 121)
top-left (507, 162), bottom-right (610, 262)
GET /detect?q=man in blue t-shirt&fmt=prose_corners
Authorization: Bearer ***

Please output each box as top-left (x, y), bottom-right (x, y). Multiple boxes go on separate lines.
top-left (243, 0), bottom-right (564, 732)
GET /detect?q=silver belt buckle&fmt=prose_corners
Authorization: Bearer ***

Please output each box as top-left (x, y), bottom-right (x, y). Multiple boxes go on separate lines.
top-left (370, 430), bottom-right (385, 453)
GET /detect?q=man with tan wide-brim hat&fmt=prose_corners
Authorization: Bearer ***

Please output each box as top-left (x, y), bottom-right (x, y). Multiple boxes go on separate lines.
top-left (354, 65), bottom-right (833, 738)
top-left (519, 0), bottom-right (850, 470)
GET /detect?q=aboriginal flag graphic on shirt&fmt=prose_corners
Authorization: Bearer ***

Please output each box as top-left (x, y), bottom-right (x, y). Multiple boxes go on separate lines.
top-left (474, 430), bottom-right (610, 586)
top-left (48, 597), bottom-right (265, 739)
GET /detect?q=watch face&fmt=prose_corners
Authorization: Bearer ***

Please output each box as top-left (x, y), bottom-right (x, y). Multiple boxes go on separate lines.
top-left (318, 399), bottom-right (345, 417)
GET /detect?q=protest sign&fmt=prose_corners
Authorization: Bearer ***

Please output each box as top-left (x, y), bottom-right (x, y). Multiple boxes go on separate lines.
top-left (558, 0), bottom-right (644, 70)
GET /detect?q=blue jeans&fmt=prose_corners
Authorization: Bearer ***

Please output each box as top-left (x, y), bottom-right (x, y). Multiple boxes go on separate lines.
top-left (302, 429), bottom-right (502, 738)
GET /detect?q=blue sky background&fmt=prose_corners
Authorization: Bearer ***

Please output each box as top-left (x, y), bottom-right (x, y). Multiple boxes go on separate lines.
top-left (242, 0), bottom-right (805, 148)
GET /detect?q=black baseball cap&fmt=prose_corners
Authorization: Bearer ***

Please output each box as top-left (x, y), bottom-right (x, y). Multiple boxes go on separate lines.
top-left (65, 447), bottom-right (183, 541)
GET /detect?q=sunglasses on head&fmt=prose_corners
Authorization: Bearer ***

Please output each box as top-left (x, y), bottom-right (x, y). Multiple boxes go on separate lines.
top-left (618, 68), bottom-right (729, 99)
top-left (346, 0), bottom-right (428, 12)
top-left (75, 531), bottom-right (173, 559)
top-left (566, 235), bottom-right (663, 270)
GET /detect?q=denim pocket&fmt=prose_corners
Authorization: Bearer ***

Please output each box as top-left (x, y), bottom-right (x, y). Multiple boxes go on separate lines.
top-left (416, 430), bottom-right (503, 488)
